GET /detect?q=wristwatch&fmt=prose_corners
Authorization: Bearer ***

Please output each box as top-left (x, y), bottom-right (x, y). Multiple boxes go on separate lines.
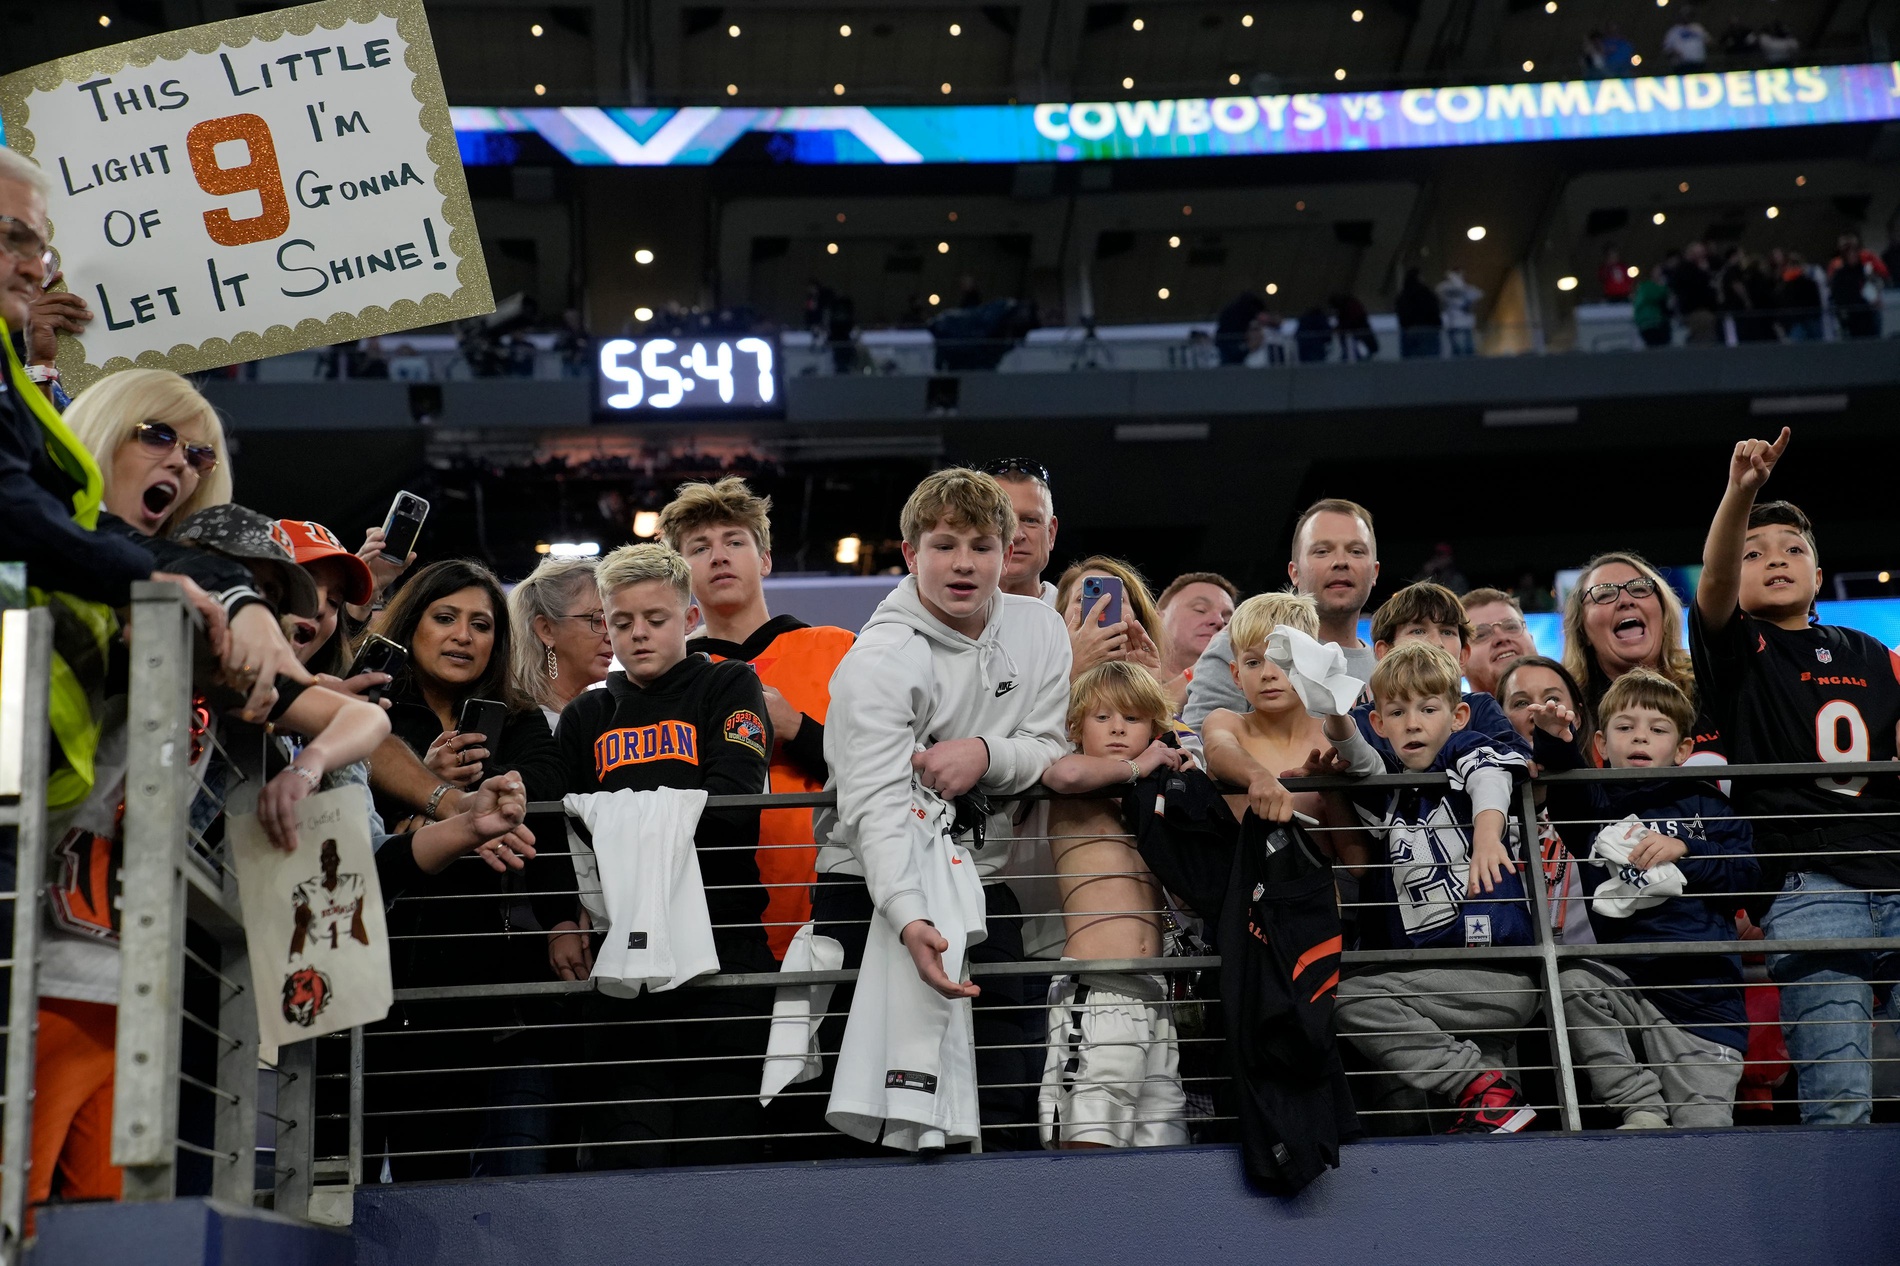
top-left (426, 782), bottom-right (454, 821)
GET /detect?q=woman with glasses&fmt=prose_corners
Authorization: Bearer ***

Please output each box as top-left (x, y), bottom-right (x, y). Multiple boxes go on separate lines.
top-left (507, 556), bottom-right (612, 732)
top-left (1560, 551), bottom-right (1700, 715)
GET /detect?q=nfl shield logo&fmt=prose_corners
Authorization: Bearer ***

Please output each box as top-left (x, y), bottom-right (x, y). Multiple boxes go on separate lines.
top-left (1816, 648), bottom-right (1833, 664)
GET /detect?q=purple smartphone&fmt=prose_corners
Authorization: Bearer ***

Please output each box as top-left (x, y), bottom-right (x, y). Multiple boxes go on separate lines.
top-left (1080, 575), bottom-right (1124, 627)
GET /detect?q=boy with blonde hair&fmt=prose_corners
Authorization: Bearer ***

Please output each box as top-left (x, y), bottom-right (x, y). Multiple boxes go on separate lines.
top-left (1527, 668), bottom-right (1759, 1128)
top-left (1035, 662), bottom-right (1194, 1147)
top-left (1335, 642), bottom-right (1544, 1133)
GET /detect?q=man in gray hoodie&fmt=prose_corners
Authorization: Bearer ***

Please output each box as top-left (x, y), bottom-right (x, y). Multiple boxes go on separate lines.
top-left (812, 467), bottom-right (1072, 1148)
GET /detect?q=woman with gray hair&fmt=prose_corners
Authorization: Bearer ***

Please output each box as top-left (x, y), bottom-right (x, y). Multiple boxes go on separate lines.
top-left (508, 555), bottom-right (612, 731)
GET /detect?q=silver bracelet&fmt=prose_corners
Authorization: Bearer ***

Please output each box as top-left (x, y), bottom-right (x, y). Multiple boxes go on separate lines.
top-left (285, 763), bottom-right (321, 792)
top-left (1126, 759), bottom-right (1141, 784)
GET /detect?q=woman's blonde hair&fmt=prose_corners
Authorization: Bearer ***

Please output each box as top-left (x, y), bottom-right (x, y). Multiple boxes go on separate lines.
top-left (1560, 550), bottom-right (1695, 711)
top-left (507, 556), bottom-right (600, 711)
top-left (1228, 591), bottom-right (1319, 654)
top-left (63, 369), bottom-right (231, 532)
top-left (1054, 556), bottom-right (1163, 647)
top-left (1066, 661), bottom-right (1173, 747)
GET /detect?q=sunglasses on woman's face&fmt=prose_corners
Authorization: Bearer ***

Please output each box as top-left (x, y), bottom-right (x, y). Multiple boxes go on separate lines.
top-left (133, 420), bottom-right (219, 473)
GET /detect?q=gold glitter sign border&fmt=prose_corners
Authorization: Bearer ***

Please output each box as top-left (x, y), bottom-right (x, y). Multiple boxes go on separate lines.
top-left (0, 0), bottom-right (494, 393)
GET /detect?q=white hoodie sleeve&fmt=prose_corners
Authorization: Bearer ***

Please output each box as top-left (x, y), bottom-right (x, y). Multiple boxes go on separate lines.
top-left (825, 634), bottom-right (935, 932)
top-left (978, 605), bottom-right (1073, 794)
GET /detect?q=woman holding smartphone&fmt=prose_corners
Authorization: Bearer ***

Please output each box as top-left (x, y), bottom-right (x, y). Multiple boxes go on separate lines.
top-left (359, 558), bottom-right (575, 1179)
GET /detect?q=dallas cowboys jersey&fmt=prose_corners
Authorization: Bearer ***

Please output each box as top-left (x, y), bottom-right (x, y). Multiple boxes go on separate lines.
top-left (1690, 608), bottom-right (1900, 890)
top-left (1351, 730), bottom-right (1535, 950)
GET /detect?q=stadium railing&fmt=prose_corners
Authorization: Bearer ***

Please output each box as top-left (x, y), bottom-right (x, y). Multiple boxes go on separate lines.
top-left (38, 584), bottom-right (1900, 1231)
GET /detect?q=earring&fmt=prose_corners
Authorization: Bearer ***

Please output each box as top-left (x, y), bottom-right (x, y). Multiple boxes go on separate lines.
top-left (545, 644), bottom-right (559, 680)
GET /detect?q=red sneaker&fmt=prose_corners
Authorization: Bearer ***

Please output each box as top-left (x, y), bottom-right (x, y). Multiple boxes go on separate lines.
top-left (1446, 1070), bottom-right (1536, 1134)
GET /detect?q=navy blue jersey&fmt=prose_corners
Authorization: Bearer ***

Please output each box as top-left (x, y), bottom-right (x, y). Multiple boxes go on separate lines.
top-left (1690, 607), bottom-right (1900, 890)
top-left (1351, 730), bottom-right (1534, 950)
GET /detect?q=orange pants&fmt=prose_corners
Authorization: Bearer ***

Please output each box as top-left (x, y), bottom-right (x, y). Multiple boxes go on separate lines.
top-left (30, 998), bottom-right (123, 1216)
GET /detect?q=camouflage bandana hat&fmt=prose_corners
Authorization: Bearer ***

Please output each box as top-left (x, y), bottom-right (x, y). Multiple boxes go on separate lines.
top-left (171, 504), bottom-right (321, 619)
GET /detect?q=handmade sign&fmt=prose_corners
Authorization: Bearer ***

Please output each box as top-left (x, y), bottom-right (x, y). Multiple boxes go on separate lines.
top-left (0, 0), bottom-right (491, 392)
top-left (228, 783), bottom-right (392, 1062)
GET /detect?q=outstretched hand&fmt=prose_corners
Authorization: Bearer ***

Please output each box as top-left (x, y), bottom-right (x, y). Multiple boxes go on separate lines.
top-left (1526, 700), bottom-right (1578, 743)
top-left (1728, 426), bottom-right (1790, 494)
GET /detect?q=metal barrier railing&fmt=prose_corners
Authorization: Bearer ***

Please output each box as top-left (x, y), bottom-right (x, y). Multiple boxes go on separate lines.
top-left (49, 584), bottom-right (1900, 1223)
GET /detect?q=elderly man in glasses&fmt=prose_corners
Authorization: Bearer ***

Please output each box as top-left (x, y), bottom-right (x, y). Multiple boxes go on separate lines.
top-left (1460, 587), bottom-right (1537, 697)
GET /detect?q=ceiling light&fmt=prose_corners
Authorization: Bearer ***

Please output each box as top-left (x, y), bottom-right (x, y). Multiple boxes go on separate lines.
top-left (726, 83), bottom-right (738, 96)
top-left (1265, 282), bottom-right (1278, 294)
top-left (941, 82), bottom-right (953, 94)
top-left (530, 23), bottom-right (544, 36)
top-left (1182, 204), bottom-right (1192, 215)
top-left (929, 293), bottom-right (941, 305)
top-left (634, 305), bottom-right (654, 321)
top-left (1242, 13), bottom-right (1254, 25)
top-left (948, 211), bottom-right (958, 221)
top-left (1523, 60), bottom-right (1535, 72)
top-left (548, 541), bottom-right (602, 559)
top-left (1168, 235), bottom-right (1181, 248)
top-left (1296, 200), bottom-right (1306, 210)
top-left (835, 536), bottom-right (862, 565)
top-left (728, 24), bottom-right (740, 36)
top-left (533, 83), bottom-right (546, 96)
top-left (839, 23), bottom-right (851, 36)
top-left (1157, 287), bottom-right (1170, 299)
top-left (833, 82), bottom-right (845, 95)
top-left (1466, 225), bottom-right (1486, 240)
top-left (826, 242), bottom-right (839, 254)
top-left (632, 512), bottom-right (660, 539)
top-left (634, 249), bottom-right (654, 265)
top-left (1556, 275), bottom-right (1579, 291)
top-left (1630, 54), bottom-right (1643, 65)
top-left (1132, 17), bottom-right (1145, 30)
top-left (937, 241), bottom-right (950, 253)
top-left (1766, 205), bottom-right (1780, 218)
top-left (836, 212), bottom-right (847, 223)
top-left (1881, 571), bottom-right (1893, 584)
top-left (1653, 212), bottom-right (1666, 225)
top-left (1122, 76), bottom-right (1135, 89)
top-left (1229, 73), bottom-right (1241, 85)
top-left (98, 14), bottom-right (110, 26)
top-left (1795, 174), bottom-right (1806, 186)
top-left (1678, 181), bottom-right (1690, 192)
top-left (1351, 8), bottom-right (1364, 19)
top-left (535, 543), bottom-right (550, 555)
top-left (1656, 0), bottom-right (1667, 6)
top-left (1545, 0), bottom-right (1557, 11)
top-left (1626, 265), bottom-right (1640, 277)
top-left (949, 22), bottom-right (961, 35)
top-left (1334, 68), bottom-right (1347, 80)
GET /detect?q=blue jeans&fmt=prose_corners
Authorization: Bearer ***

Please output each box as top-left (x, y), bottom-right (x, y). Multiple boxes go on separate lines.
top-left (1763, 871), bottom-right (1900, 1125)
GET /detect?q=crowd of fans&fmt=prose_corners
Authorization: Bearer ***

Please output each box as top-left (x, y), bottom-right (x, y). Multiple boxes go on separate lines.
top-left (5, 141), bottom-right (1900, 1208)
top-left (1614, 231), bottom-right (1897, 347)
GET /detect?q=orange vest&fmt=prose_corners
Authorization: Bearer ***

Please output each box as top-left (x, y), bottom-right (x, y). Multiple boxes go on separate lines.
top-left (702, 620), bottom-right (855, 958)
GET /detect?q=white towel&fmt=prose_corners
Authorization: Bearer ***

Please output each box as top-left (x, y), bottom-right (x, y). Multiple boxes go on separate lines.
top-left (760, 924), bottom-right (845, 1105)
top-left (1266, 624), bottom-right (1363, 718)
top-left (563, 787), bottom-right (718, 996)
top-left (1589, 815), bottom-right (1687, 917)
top-left (827, 787), bottom-right (988, 1152)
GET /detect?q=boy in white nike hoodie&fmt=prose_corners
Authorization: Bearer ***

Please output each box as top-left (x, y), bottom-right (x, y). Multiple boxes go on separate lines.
top-left (811, 467), bottom-right (1072, 1150)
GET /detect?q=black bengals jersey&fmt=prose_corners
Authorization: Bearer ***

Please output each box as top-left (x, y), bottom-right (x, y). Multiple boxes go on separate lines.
top-left (1691, 606), bottom-right (1900, 889)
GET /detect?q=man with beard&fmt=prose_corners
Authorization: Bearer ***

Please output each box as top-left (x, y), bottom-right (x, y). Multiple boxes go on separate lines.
top-left (1184, 499), bottom-right (1380, 730)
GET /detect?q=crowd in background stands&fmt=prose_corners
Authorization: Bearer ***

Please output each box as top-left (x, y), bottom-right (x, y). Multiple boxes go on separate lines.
top-left (6, 138), bottom-right (1900, 1210)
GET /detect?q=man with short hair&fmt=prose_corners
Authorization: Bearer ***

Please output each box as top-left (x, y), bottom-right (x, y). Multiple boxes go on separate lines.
top-left (1461, 587), bottom-right (1536, 697)
top-left (1156, 571), bottom-right (1238, 708)
top-left (659, 476), bottom-right (854, 959)
top-left (1184, 498), bottom-right (1381, 730)
top-left (985, 459), bottom-right (1058, 604)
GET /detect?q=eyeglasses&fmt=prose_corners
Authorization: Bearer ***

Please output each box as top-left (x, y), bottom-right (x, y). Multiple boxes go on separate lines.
top-left (555, 611), bottom-right (607, 634)
top-left (133, 420), bottom-right (220, 473)
top-left (981, 459), bottom-right (1051, 485)
top-left (0, 215), bottom-right (48, 265)
top-left (1582, 576), bottom-right (1659, 606)
top-left (1472, 618), bottom-right (1526, 643)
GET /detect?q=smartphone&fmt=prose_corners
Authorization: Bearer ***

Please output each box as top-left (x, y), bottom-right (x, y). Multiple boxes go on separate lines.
top-left (347, 634), bottom-right (407, 702)
top-left (380, 491), bottom-right (430, 565)
top-left (1080, 575), bottom-right (1124, 628)
top-left (458, 697), bottom-right (507, 743)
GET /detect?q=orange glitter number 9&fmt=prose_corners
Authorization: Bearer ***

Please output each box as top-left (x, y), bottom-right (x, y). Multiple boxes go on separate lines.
top-left (186, 113), bottom-right (290, 247)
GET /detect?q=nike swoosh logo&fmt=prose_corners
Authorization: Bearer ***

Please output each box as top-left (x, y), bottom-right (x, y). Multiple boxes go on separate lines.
top-left (995, 681), bottom-right (1017, 697)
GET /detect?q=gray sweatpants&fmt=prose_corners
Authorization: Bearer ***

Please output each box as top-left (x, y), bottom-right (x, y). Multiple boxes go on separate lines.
top-left (1561, 961), bottom-right (1744, 1128)
top-left (1335, 968), bottom-right (1542, 1100)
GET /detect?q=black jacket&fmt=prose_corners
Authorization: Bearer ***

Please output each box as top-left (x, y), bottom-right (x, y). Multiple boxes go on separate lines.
top-left (0, 354), bottom-right (154, 605)
top-left (375, 684), bottom-right (568, 988)
top-left (1124, 766), bottom-right (1361, 1193)
top-left (556, 655), bottom-right (774, 970)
